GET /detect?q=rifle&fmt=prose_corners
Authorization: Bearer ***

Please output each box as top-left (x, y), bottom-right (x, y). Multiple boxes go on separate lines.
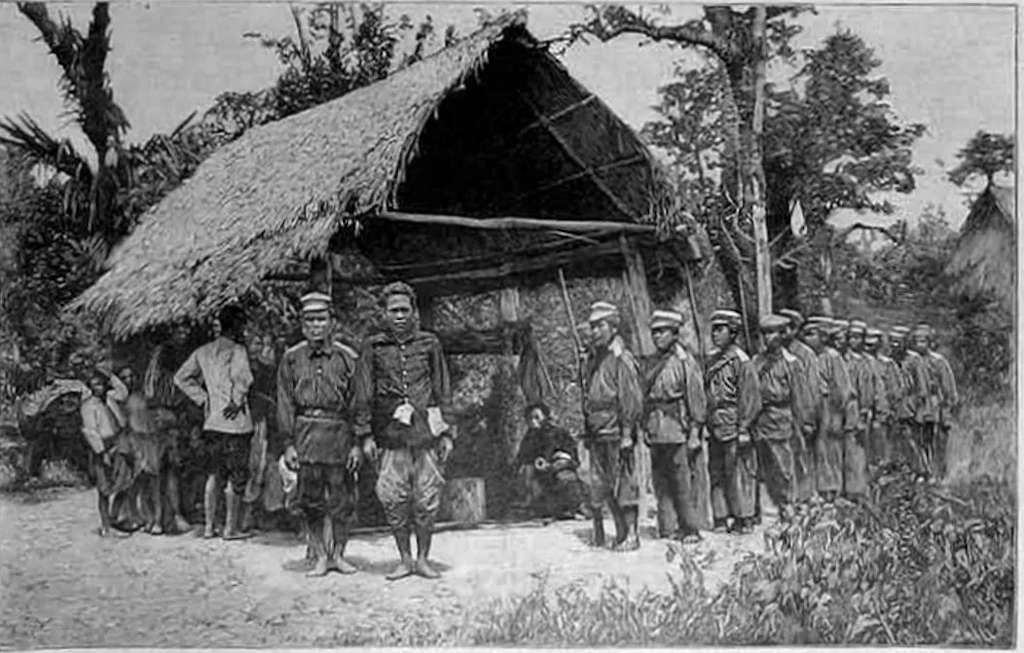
top-left (557, 268), bottom-right (589, 426)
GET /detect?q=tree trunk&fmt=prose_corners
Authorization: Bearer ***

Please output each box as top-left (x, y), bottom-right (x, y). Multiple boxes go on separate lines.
top-left (749, 5), bottom-right (771, 320)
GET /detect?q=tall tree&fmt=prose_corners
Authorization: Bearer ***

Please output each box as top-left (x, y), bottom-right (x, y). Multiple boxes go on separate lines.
top-left (637, 24), bottom-right (924, 310)
top-left (947, 130), bottom-right (1014, 188)
top-left (571, 5), bottom-right (811, 325)
top-left (0, 3), bottom-right (130, 242)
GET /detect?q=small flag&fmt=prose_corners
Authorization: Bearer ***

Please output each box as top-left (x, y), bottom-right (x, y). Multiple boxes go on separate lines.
top-left (790, 198), bottom-right (806, 238)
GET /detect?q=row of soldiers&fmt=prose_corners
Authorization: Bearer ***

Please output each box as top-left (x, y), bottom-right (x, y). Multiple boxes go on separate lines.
top-left (577, 301), bottom-right (960, 549)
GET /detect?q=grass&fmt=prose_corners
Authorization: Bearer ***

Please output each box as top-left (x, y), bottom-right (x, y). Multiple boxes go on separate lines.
top-left (946, 396), bottom-right (1017, 488)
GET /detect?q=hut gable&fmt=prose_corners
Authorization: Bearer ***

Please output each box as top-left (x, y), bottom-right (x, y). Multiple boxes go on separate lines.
top-left (71, 12), bottom-right (671, 338)
top-left (946, 184), bottom-right (1017, 312)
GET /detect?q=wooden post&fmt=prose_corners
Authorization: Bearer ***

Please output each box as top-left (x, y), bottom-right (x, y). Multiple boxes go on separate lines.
top-left (618, 235), bottom-right (656, 526)
top-left (499, 287), bottom-right (521, 323)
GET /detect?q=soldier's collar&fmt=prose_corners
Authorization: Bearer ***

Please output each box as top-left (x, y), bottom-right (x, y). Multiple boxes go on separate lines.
top-left (609, 334), bottom-right (626, 358)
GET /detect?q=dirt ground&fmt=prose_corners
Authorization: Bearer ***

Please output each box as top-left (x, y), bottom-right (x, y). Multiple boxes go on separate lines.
top-left (0, 487), bottom-right (765, 647)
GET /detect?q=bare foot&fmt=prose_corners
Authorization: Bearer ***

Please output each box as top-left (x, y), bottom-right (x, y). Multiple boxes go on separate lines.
top-left (202, 525), bottom-right (216, 539)
top-left (332, 557), bottom-right (357, 575)
top-left (306, 557), bottom-right (329, 578)
top-left (173, 516), bottom-right (193, 534)
top-left (612, 538), bottom-right (640, 552)
top-left (415, 559), bottom-right (440, 579)
top-left (98, 527), bottom-right (131, 539)
top-left (386, 561), bottom-right (416, 581)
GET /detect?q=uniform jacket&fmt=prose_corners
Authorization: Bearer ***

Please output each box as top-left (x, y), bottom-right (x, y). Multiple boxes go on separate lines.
top-left (642, 342), bottom-right (707, 444)
top-left (277, 340), bottom-right (359, 464)
top-left (752, 349), bottom-right (810, 441)
top-left (901, 350), bottom-right (937, 423)
top-left (818, 347), bottom-right (853, 433)
top-left (928, 351), bottom-right (959, 426)
top-left (583, 334), bottom-right (643, 442)
top-left (705, 343), bottom-right (761, 442)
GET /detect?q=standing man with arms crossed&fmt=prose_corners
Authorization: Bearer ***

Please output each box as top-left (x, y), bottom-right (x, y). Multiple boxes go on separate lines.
top-left (642, 310), bottom-right (707, 544)
top-left (277, 292), bottom-right (363, 577)
top-left (355, 282), bottom-right (455, 580)
top-left (174, 306), bottom-right (254, 540)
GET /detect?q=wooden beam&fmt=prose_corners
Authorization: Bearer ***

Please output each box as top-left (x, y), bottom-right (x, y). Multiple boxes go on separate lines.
top-left (375, 211), bottom-right (655, 234)
top-left (509, 154), bottom-right (647, 209)
top-left (517, 94), bottom-right (639, 222)
top-left (515, 94), bottom-right (598, 138)
top-left (619, 234), bottom-right (655, 357)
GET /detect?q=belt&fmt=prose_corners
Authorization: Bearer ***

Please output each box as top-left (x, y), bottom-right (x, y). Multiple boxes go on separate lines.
top-left (298, 408), bottom-right (346, 420)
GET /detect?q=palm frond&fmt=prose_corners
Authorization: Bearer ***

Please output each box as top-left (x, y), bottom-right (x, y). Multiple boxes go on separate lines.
top-left (0, 112), bottom-right (94, 185)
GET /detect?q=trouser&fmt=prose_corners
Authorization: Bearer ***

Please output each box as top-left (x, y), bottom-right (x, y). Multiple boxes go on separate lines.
top-left (650, 443), bottom-right (702, 536)
top-left (296, 463), bottom-right (357, 559)
top-left (584, 440), bottom-right (641, 509)
top-left (757, 438), bottom-right (794, 508)
top-left (202, 430), bottom-right (253, 492)
top-left (793, 428), bottom-right (817, 501)
top-left (934, 423), bottom-right (950, 479)
top-left (868, 418), bottom-right (891, 466)
top-left (708, 438), bottom-right (757, 521)
top-left (375, 447), bottom-right (445, 534)
top-left (843, 428), bottom-right (869, 498)
top-left (914, 422), bottom-right (940, 478)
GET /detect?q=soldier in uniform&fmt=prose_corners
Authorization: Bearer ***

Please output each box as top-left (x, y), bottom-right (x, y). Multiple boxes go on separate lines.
top-left (705, 309), bottom-right (761, 534)
top-left (863, 328), bottom-right (894, 468)
top-left (842, 320), bottom-right (881, 502)
top-left (642, 310), bottom-right (707, 544)
top-left (578, 301), bottom-right (644, 551)
top-left (886, 325), bottom-right (915, 470)
top-left (779, 309), bottom-right (820, 506)
top-left (278, 292), bottom-right (364, 577)
top-left (812, 317), bottom-right (853, 504)
top-left (355, 282), bottom-right (455, 580)
top-left (906, 324), bottom-right (943, 482)
top-left (926, 327), bottom-right (959, 480)
top-left (751, 315), bottom-right (809, 523)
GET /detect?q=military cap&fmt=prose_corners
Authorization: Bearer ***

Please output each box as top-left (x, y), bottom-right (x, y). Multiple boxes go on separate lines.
top-left (588, 301), bottom-right (619, 324)
top-left (833, 319), bottom-right (851, 332)
top-left (650, 310), bottom-right (684, 331)
top-left (778, 309), bottom-right (804, 327)
top-left (300, 292), bottom-right (332, 314)
top-left (849, 320), bottom-right (868, 335)
top-left (865, 327), bottom-right (883, 341)
top-left (759, 314), bottom-right (790, 331)
top-left (888, 325), bottom-right (909, 339)
top-left (912, 323), bottom-right (932, 337)
top-left (710, 309), bottom-right (742, 327)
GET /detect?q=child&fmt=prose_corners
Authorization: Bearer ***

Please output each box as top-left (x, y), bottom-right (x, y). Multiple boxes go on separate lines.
top-left (80, 372), bottom-right (136, 538)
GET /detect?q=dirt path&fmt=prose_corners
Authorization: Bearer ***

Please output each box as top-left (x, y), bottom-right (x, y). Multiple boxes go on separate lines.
top-left (0, 488), bottom-right (765, 647)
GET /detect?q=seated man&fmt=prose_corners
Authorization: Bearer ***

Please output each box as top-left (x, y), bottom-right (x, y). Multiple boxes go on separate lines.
top-left (515, 404), bottom-right (585, 519)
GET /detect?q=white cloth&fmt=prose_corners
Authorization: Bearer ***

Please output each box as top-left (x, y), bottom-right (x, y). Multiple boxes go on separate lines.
top-left (80, 396), bottom-right (120, 454)
top-left (173, 337), bottom-right (254, 434)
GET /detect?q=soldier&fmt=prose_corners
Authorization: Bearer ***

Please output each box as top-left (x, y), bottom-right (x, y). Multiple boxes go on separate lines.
top-left (863, 328), bottom-right (894, 468)
top-left (642, 310), bottom-right (707, 544)
top-left (907, 324), bottom-right (944, 483)
top-left (842, 320), bottom-right (881, 502)
top-left (897, 325), bottom-right (934, 481)
top-left (813, 317), bottom-right (853, 504)
top-left (886, 325), bottom-right (915, 470)
top-left (577, 301), bottom-right (644, 551)
top-left (779, 309), bottom-right (820, 505)
top-left (278, 292), bottom-right (363, 577)
top-left (355, 282), bottom-right (455, 580)
top-left (705, 309), bottom-right (761, 534)
top-left (751, 315), bottom-right (808, 523)
top-left (926, 327), bottom-right (959, 480)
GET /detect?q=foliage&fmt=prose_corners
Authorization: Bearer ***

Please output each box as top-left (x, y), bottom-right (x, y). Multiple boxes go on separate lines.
top-left (465, 470), bottom-right (1015, 647)
top-left (947, 131), bottom-right (1015, 188)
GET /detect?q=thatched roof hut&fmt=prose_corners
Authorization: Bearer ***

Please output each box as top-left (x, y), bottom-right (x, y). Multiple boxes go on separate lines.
top-left (946, 184), bottom-right (1016, 313)
top-left (70, 13), bottom-right (683, 339)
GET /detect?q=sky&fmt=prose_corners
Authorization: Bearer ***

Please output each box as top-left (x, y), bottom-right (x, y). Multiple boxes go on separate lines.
top-left (0, 1), bottom-right (1016, 230)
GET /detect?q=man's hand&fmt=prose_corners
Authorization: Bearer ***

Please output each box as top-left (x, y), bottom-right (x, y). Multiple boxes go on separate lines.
top-left (438, 435), bottom-right (454, 463)
top-left (222, 402), bottom-right (243, 420)
top-left (362, 437), bottom-right (378, 464)
top-left (619, 435), bottom-right (634, 451)
top-left (687, 426), bottom-right (702, 451)
top-left (284, 445), bottom-right (299, 471)
top-left (102, 450), bottom-right (113, 467)
top-left (737, 429), bottom-right (752, 446)
top-left (346, 445), bottom-right (362, 473)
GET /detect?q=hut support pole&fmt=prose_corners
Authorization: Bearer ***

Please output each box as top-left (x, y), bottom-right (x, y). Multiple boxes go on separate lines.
top-left (618, 235), bottom-right (656, 527)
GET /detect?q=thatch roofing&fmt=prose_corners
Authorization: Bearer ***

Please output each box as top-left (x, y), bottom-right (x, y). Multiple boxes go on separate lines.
top-left (946, 184), bottom-right (1016, 313)
top-left (70, 12), bottom-right (675, 339)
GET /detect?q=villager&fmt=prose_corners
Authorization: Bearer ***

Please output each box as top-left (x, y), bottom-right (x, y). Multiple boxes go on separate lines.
top-left (355, 282), bottom-right (455, 579)
top-left (642, 309), bottom-right (707, 544)
top-left (80, 371), bottom-right (136, 538)
top-left (278, 292), bottom-right (363, 577)
top-left (515, 403), bottom-right (585, 520)
top-left (705, 309), bottom-right (761, 534)
top-left (578, 301), bottom-right (644, 551)
top-left (174, 305), bottom-right (255, 540)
